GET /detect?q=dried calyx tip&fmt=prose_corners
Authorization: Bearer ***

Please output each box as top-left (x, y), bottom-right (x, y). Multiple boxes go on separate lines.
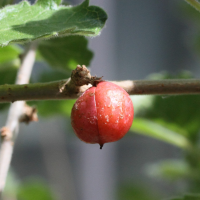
top-left (91, 76), bottom-right (104, 87)
top-left (71, 65), bottom-right (104, 87)
top-left (99, 144), bottom-right (104, 149)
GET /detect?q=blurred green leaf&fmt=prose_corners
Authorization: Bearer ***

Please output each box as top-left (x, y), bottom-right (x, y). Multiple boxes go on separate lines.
top-left (0, 45), bottom-right (21, 65)
top-left (179, 1), bottom-right (200, 60)
top-left (184, 194), bottom-right (200, 200)
top-left (0, 45), bottom-right (21, 110)
top-left (36, 99), bottom-right (75, 117)
top-left (131, 118), bottom-right (191, 149)
top-left (118, 183), bottom-right (160, 200)
top-left (0, 63), bottom-right (19, 85)
top-left (3, 169), bottom-right (20, 199)
top-left (38, 36), bottom-right (93, 73)
top-left (133, 95), bottom-right (200, 142)
top-left (0, 0), bottom-right (14, 8)
top-left (145, 159), bottom-right (191, 181)
top-left (17, 179), bottom-right (55, 200)
top-left (169, 194), bottom-right (200, 200)
top-left (0, 0), bottom-right (107, 46)
top-left (131, 72), bottom-right (200, 142)
top-left (192, 32), bottom-right (200, 58)
top-left (0, 65), bottom-right (19, 111)
top-left (38, 69), bottom-right (69, 82)
top-left (179, 1), bottom-right (200, 23)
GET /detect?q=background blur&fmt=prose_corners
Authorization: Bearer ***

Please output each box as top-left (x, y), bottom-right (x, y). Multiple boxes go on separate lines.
top-left (0, 0), bottom-right (199, 200)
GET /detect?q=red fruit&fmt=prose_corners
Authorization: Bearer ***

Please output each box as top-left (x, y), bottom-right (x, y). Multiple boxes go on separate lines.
top-left (71, 81), bottom-right (134, 149)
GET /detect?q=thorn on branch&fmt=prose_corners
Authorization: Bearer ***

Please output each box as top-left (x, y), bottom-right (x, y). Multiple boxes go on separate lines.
top-left (19, 104), bottom-right (38, 124)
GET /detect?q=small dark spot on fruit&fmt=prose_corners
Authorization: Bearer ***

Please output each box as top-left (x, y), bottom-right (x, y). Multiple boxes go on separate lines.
top-left (1, 97), bottom-right (5, 99)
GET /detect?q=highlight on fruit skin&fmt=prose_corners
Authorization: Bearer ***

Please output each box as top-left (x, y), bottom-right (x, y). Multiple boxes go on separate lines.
top-left (71, 81), bottom-right (134, 149)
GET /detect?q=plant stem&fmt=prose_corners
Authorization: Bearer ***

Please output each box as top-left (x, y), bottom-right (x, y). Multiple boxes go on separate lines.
top-left (185, 0), bottom-right (200, 12)
top-left (0, 79), bottom-right (199, 103)
top-left (112, 79), bottom-right (200, 95)
top-left (0, 42), bottom-right (37, 196)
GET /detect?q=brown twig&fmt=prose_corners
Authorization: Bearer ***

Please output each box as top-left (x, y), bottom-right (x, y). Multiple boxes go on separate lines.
top-left (112, 79), bottom-right (200, 95)
top-left (0, 78), bottom-right (199, 104)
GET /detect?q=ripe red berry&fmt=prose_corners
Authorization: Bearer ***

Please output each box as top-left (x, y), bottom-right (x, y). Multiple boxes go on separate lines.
top-left (71, 81), bottom-right (134, 149)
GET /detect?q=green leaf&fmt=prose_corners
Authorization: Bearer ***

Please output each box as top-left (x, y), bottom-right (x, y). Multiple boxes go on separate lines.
top-left (0, 45), bottom-right (21, 64)
top-left (118, 183), bottom-right (160, 200)
top-left (168, 194), bottom-right (200, 200)
top-left (131, 118), bottom-right (191, 149)
top-left (179, 2), bottom-right (200, 62)
top-left (134, 95), bottom-right (200, 142)
top-left (36, 0), bottom-right (62, 7)
top-left (0, 45), bottom-right (21, 84)
top-left (0, 0), bottom-right (108, 46)
top-left (17, 179), bottom-right (55, 200)
top-left (131, 72), bottom-right (200, 142)
top-left (37, 69), bottom-right (69, 82)
top-left (38, 36), bottom-right (93, 72)
top-left (0, 45), bottom-right (21, 111)
top-left (36, 99), bottom-right (75, 117)
top-left (145, 159), bottom-right (191, 181)
top-left (3, 170), bottom-right (20, 199)
top-left (0, 65), bottom-right (18, 84)
top-left (0, 0), bottom-right (14, 8)
top-left (179, 1), bottom-right (200, 23)
top-left (184, 194), bottom-right (200, 200)
top-left (0, 65), bottom-right (18, 110)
